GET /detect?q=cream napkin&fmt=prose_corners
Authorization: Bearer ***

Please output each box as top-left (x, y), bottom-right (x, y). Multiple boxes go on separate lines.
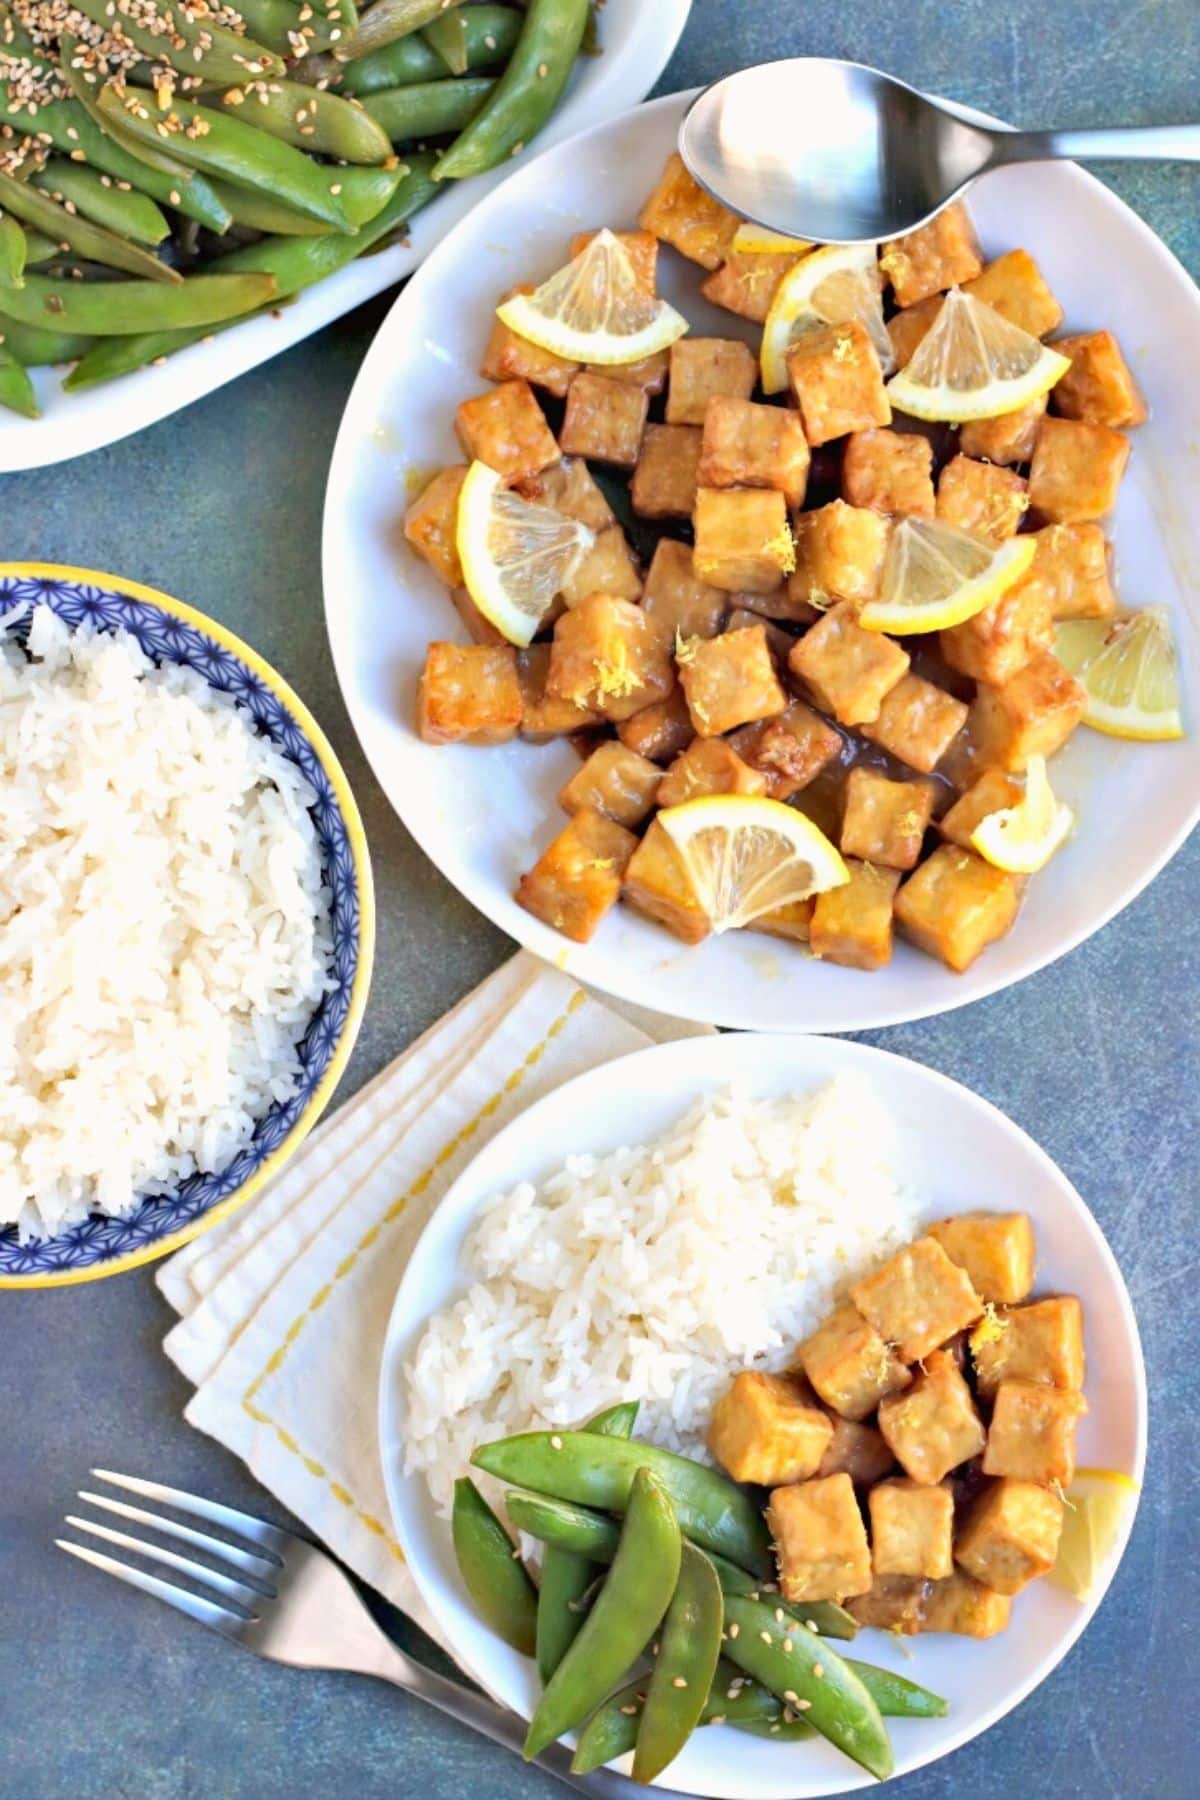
top-left (157, 952), bottom-right (709, 1638)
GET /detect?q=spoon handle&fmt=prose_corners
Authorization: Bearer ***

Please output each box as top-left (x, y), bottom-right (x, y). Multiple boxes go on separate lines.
top-left (988, 123), bottom-right (1200, 166)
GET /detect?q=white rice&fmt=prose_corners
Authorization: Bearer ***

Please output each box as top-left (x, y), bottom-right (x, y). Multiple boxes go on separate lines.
top-left (404, 1080), bottom-right (921, 1512)
top-left (0, 607), bottom-right (334, 1241)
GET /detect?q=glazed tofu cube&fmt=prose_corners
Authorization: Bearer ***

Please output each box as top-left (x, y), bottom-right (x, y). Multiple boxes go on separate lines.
top-left (797, 1301), bottom-right (912, 1422)
top-left (969, 649), bottom-right (1087, 770)
top-left (637, 151), bottom-right (738, 270)
top-left (1051, 329), bottom-right (1147, 429)
top-left (693, 488), bottom-right (794, 595)
top-left (937, 771), bottom-right (1026, 848)
top-left (842, 428), bottom-right (936, 517)
top-left (1021, 522), bottom-right (1116, 621)
top-left (622, 816), bottom-right (708, 943)
top-left (729, 700), bottom-right (842, 800)
top-left (870, 1479), bottom-right (955, 1579)
top-left (880, 202), bottom-right (983, 307)
top-left (455, 380), bottom-right (559, 483)
top-left (656, 737), bottom-right (767, 806)
top-left (926, 1212), bottom-right (1036, 1305)
top-left (751, 898), bottom-right (815, 943)
top-left (515, 808), bottom-right (637, 943)
top-left (708, 1371), bottom-right (834, 1485)
top-left (810, 860), bottom-right (902, 971)
top-left (559, 741), bottom-right (662, 828)
top-left (861, 673), bottom-right (969, 774)
top-left (616, 686), bottom-right (696, 763)
top-left (417, 642), bottom-right (521, 745)
top-left (940, 582), bottom-right (1054, 686)
top-left (481, 285), bottom-right (577, 397)
top-left (972, 1296), bottom-right (1086, 1398)
top-left (449, 584), bottom-right (507, 647)
top-left (699, 397), bottom-right (811, 509)
top-left (666, 337), bottom-right (757, 426)
top-left (922, 1570), bottom-right (1011, 1637)
top-left (817, 1416), bottom-right (895, 1486)
top-left (852, 1238), bottom-right (983, 1362)
top-left (767, 1474), bottom-right (873, 1603)
top-left (560, 373), bottom-right (648, 467)
top-left (790, 501), bottom-right (891, 607)
top-left (589, 349), bottom-right (670, 393)
top-left (517, 644), bottom-right (600, 739)
top-left (1028, 416), bottom-right (1130, 522)
top-left (786, 320), bottom-right (891, 446)
top-left (404, 465), bottom-right (467, 588)
top-left (886, 294), bottom-right (943, 369)
top-left (548, 593), bottom-right (674, 722)
top-left (841, 768), bottom-right (936, 870)
top-left (847, 1573), bottom-right (930, 1635)
top-left (640, 540), bottom-right (727, 645)
top-left (560, 525), bottom-right (643, 607)
top-left (877, 1350), bottom-right (986, 1485)
top-left (956, 1478), bottom-right (1064, 1595)
top-left (962, 250), bottom-right (1064, 338)
top-left (516, 456), bottom-right (615, 531)
top-left (725, 606), bottom-right (795, 663)
top-left (678, 624), bottom-right (788, 736)
top-left (894, 845), bottom-right (1023, 971)
top-left (959, 395), bottom-right (1048, 467)
top-left (702, 248), bottom-right (798, 321)
top-left (936, 455), bottom-right (1029, 543)
top-left (630, 423), bottom-right (702, 519)
top-left (568, 227), bottom-right (658, 294)
top-left (983, 1379), bottom-right (1088, 1487)
top-left (788, 603), bottom-right (910, 727)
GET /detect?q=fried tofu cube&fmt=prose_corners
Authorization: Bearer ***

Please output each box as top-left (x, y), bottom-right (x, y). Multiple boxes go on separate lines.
top-left (789, 500), bottom-right (891, 608)
top-left (797, 1301), bottom-right (912, 1422)
top-left (417, 642), bottom-right (521, 745)
top-left (840, 768), bottom-right (936, 870)
top-left (877, 1350), bottom-right (986, 1485)
top-left (729, 700), bottom-right (842, 800)
top-left (788, 602), bottom-right (910, 727)
top-left (751, 898), bottom-right (815, 943)
top-left (616, 686), bottom-right (695, 763)
top-left (404, 465), bottom-right (468, 588)
top-left (590, 348), bottom-right (670, 393)
top-left (894, 844), bottom-right (1022, 971)
top-left (936, 771), bottom-right (1024, 848)
top-left (962, 250), bottom-right (1064, 337)
top-left (560, 524), bottom-right (643, 607)
top-left (701, 248), bottom-right (798, 321)
top-left (455, 380), bottom-right (559, 483)
top-left (568, 227), bottom-right (658, 294)
top-left (972, 1296), bottom-right (1086, 1398)
top-left (956, 1478), bottom-right (1064, 1595)
top-left (559, 740), bottom-right (662, 828)
top-left (817, 1416), bottom-right (895, 1486)
top-left (692, 488), bottom-right (794, 595)
top-left (1051, 329), bottom-right (1146, 429)
top-left (1021, 522), bottom-right (1116, 621)
top-left (640, 539), bottom-right (727, 646)
top-left (708, 1371), bottom-right (834, 1485)
top-left (699, 397), bottom-right (811, 509)
top-left (517, 644), bottom-right (600, 738)
top-left (515, 808), bottom-right (637, 943)
top-left (630, 422), bottom-right (702, 519)
top-left (853, 1238), bottom-right (984, 1363)
top-left (926, 1212), bottom-right (1036, 1305)
top-left (1028, 416), bottom-right (1130, 522)
top-left (767, 1474), bottom-right (873, 1603)
top-left (842, 429), bottom-right (936, 516)
top-left (678, 624), bottom-right (788, 736)
top-left (786, 320), bottom-right (892, 446)
top-left (880, 202), bottom-right (983, 307)
top-left (724, 606), bottom-right (795, 663)
top-left (870, 1479), bottom-right (955, 1578)
top-left (959, 395), bottom-right (1049, 466)
top-left (481, 285), bottom-right (578, 397)
top-left (847, 1573), bottom-right (930, 1634)
top-left (621, 816), bottom-right (708, 943)
top-left (969, 649), bottom-right (1086, 770)
top-left (548, 592), bottom-right (674, 722)
top-left (886, 294), bottom-right (944, 369)
top-left (448, 584), bottom-right (506, 647)
top-left (656, 737), bottom-right (766, 806)
top-left (861, 673), bottom-right (969, 774)
top-left (921, 1570), bottom-right (1011, 1637)
top-left (666, 337), bottom-right (757, 426)
top-left (940, 582), bottom-right (1054, 686)
top-left (516, 456), bottom-right (615, 531)
top-left (560, 372), bottom-right (648, 467)
top-left (983, 1380), bottom-right (1087, 1487)
top-left (637, 151), bottom-right (738, 270)
top-left (936, 455), bottom-right (1029, 543)
top-left (809, 860), bottom-right (902, 970)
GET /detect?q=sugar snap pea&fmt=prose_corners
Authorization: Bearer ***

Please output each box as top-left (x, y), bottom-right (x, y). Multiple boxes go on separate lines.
top-left (17, 229), bottom-right (59, 267)
top-left (634, 1543), bottom-right (723, 1784)
top-left (420, 6), bottom-right (468, 72)
top-left (336, 0), bottom-right (468, 63)
top-left (571, 1658), bottom-right (793, 1774)
top-left (207, 180), bottom-right (332, 236)
top-left (0, 312), bottom-right (92, 365)
top-left (361, 76), bottom-right (494, 142)
top-left (0, 170), bottom-right (179, 284)
top-left (846, 1660), bottom-right (947, 1719)
top-left (320, 160), bottom-right (407, 225)
top-left (433, 0), bottom-right (588, 181)
top-left (217, 78), bottom-right (391, 164)
top-left (536, 1402), bottom-right (635, 1685)
top-left (300, 7), bottom-right (518, 94)
top-left (0, 211), bottom-right (24, 287)
top-left (232, 0), bottom-right (351, 57)
top-left (731, 1717), bottom-right (817, 1741)
top-left (0, 343), bottom-right (37, 416)
top-left (451, 1477), bottom-right (537, 1656)
top-left (30, 161), bottom-right (170, 247)
top-left (0, 270), bottom-right (276, 335)
top-left (68, 0), bottom-right (284, 83)
top-left (702, 1553), bottom-right (858, 1641)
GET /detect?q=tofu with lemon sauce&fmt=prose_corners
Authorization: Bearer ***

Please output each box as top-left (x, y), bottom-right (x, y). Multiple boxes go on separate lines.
top-left (785, 320), bottom-right (892, 446)
top-left (692, 488), bottom-right (795, 595)
top-left (921, 1570), bottom-right (1012, 1638)
top-left (767, 1473), bottom-right (873, 1603)
top-left (637, 151), bottom-right (739, 270)
top-left (880, 202), bottom-right (984, 307)
top-left (983, 1379), bottom-right (1087, 1487)
top-left (789, 500), bottom-right (892, 609)
top-left (788, 603), bottom-right (910, 727)
top-left (810, 860), bottom-right (902, 971)
top-left (708, 1371), bottom-right (833, 1485)
top-left (797, 1301), bottom-right (912, 1422)
top-left (842, 428), bottom-right (935, 517)
top-left (894, 844), bottom-right (1023, 972)
top-left (817, 1414), bottom-right (895, 1486)
top-left (969, 648), bottom-right (1087, 770)
top-left (860, 672), bottom-right (968, 774)
top-left (971, 1295), bottom-right (1085, 1397)
top-left (677, 624), bottom-right (788, 736)
top-left (666, 338), bottom-right (757, 425)
top-left (956, 1478), bottom-right (1065, 1595)
top-left (869, 1478), bottom-right (955, 1579)
top-left (926, 1212), bottom-right (1036, 1305)
top-left (417, 643), bottom-right (522, 745)
top-left (560, 372), bottom-right (649, 468)
top-left (622, 818), bottom-right (709, 944)
top-left (656, 738), bottom-right (766, 807)
top-left (850, 1236), bottom-right (984, 1362)
top-left (877, 1350), bottom-right (986, 1486)
top-left (558, 741), bottom-right (662, 829)
top-left (728, 701), bottom-right (842, 800)
top-left (547, 593), bottom-right (674, 723)
top-left (455, 379), bottom-right (560, 484)
top-left (840, 768), bottom-right (937, 871)
top-left (515, 808), bottom-right (637, 943)
top-left (403, 465), bottom-right (467, 588)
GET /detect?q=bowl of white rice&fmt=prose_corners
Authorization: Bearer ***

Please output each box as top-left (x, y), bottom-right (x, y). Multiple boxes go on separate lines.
top-left (0, 564), bottom-right (374, 1286)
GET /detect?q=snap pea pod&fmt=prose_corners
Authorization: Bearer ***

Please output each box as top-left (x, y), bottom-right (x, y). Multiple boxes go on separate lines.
top-left (0, 169), bottom-right (179, 284)
top-left (207, 179), bottom-right (331, 236)
top-left (536, 1402), bottom-right (635, 1686)
top-left (571, 1658), bottom-right (794, 1774)
top-left (17, 229), bottom-right (59, 266)
top-left (216, 77), bottom-right (391, 163)
top-left (0, 342), bottom-right (37, 416)
top-left (0, 269), bottom-right (276, 334)
top-left (0, 211), bottom-right (23, 287)
top-left (433, 0), bottom-right (588, 181)
top-left (525, 1467), bottom-right (681, 1760)
top-left (702, 1550), bottom-right (858, 1641)
top-left (0, 311), bottom-right (91, 365)
top-left (361, 75), bottom-right (493, 142)
top-left (30, 161), bottom-right (170, 246)
top-left (336, 0), bottom-right (467, 63)
top-left (451, 1477), bottom-right (538, 1656)
top-left (634, 1543), bottom-right (724, 1784)
top-left (232, 0), bottom-right (352, 56)
top-left (846, 1660), bottom-right (947, 1720)
top-left (732, 1718), bottom-right (817, 1741)
top-left (320, 159), bottom-right (407, 225)
top-left (420, 6), bottom-right (468, 72)
top-left (68, 0), bottom-right (284, 82)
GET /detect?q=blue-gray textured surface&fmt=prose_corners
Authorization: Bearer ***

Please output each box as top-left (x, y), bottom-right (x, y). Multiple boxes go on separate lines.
top-left (2, 1), bottom-right (1198, 1794)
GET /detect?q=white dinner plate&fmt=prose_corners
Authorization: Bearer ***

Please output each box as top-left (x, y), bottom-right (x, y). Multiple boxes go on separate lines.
top-left (324, 88), bottom-right (1200, 1035)
top-left (0, 1), bottom-right (692, 472)
top-left (378, 1032), bottom-right (1146, 1797)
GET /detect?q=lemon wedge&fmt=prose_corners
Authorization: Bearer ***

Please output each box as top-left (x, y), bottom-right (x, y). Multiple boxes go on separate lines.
top-left (1049, 1468), bottom-right (1140, 1603)
top-left (495, 228), bottom-right (689, 367)
top-left (1054, 608), bottom-right (1184, 741)
top-left (732, 221), bottom-right (814, 256)
top-left (658, 794), bottom-right (848, 932)
top-left (885, 287), bottom-right (1071, 421)
top-left (969, 754), bottom-right (1074, 873)
top-left (456, 462), bottom-right (593, 647)
top-left (858, 516), bottom-right (1037, 635)
top-left (760, 242), bottom-right (893, 394)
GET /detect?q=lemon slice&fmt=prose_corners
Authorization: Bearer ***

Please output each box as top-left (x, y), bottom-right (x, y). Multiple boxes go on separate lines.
top-left (885, 287), bottom-right (1071, 421)
top-left (658, 794), bottom-right (848, 932)
top-left (456, 462), bottom-right (593, 647)
top-left (732, 221), bottom-right (814, 256)
top-left (858, 516), bottom-right (1037, 634)
top-left (1048, 1468), bottom-right (1140, 1603)
top-left (760, 242), bottom-right (893, 394)
top-left (969, 755), bottom-right (1074, 873)
top-left (495, 228), bottom-right (689, 367)
top-left (1054, 608), bottom-right (1184, 741)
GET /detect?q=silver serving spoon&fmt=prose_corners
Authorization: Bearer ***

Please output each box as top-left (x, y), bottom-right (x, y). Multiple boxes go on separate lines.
top-left (680, 59), bottom-right (1200, 244)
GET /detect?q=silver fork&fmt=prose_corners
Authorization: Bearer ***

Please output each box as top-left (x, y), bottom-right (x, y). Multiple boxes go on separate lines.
top-left (57, 1471), bottom-right (667, 1799)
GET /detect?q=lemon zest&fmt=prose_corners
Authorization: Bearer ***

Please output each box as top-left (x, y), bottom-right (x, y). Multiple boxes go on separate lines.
top-left (969, 1302), bottom-right (1010, 1354)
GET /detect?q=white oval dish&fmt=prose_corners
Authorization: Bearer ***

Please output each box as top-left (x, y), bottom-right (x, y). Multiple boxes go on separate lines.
top-left (378, 1032), bottom-right (1146, 1799)
top-left (0, 0), bottom-right (692, 472)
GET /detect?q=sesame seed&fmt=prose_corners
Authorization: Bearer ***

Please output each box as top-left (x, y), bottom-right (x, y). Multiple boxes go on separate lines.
top-left (725, 1686), bottom-right (739, 1700)
top-left (782, 1638), bottom-right (794, 1653)
top-left (329, 182), bottom-right (342, 194)
top-left (169, 190), bottom-right (181, 204)
top-left (537, 61), bottom-right (548, 77)
top-left (759, 1631), bottom-right (772, 1645)
top-left (620, 1705), bottom-right (637, 1717)
top-left (708, 1714), bottom-right (726, 1727)
top-left (798, 1698), bottom-right (812, 1711)
top-left (805, 1619), bottom-right (819, 1633)
top-left (774, 1608), bottom-right (785, 1624)
top-left (769, 1724), bottom-right (780, 1735)
top-left (727, 1622), bottom-right (739, 1639)
top-left (672, 1677), bottom-right (687, 1690)
top-left (813, 1663), bottom-right (824, 1679)
top-left (550, 1435), bottom-right (563, 1449)
top-left (784, 1690), bottom-right (800, 1705)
